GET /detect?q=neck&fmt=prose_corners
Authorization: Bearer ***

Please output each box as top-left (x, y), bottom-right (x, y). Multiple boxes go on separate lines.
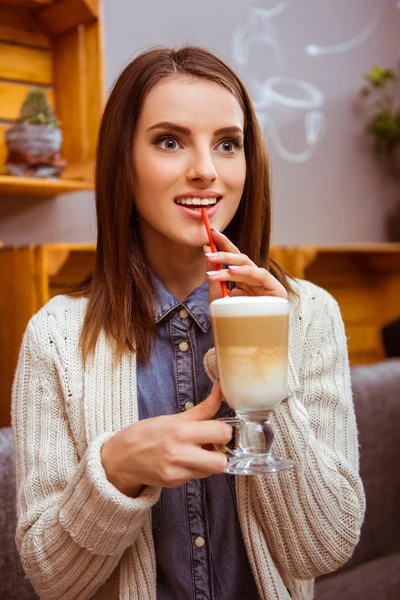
top-left (141, 225), bottom-right (207, 302)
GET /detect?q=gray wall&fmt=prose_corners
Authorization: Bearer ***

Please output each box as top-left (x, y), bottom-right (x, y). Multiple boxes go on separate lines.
top-left (1, 0), bottom-right (399, 244)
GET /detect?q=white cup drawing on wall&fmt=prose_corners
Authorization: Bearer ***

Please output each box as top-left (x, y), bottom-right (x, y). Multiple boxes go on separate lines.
top-left (231, 0), bottom-right (384, 164)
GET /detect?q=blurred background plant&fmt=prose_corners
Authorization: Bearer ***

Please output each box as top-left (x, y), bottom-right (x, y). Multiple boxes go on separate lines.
top-left (359, 64), bottom-right (400, 241)
top-left (359, 65), bottom-right (400, 174)
top-left (16, 88), bottom-right (60, 128)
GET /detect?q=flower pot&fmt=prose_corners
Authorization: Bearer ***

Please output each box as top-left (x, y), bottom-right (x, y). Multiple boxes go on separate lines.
top-left (5, 123), bottom-right (66, 178)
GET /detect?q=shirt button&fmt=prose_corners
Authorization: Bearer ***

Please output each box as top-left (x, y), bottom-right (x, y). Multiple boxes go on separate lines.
top-left (184, 401), bottom-right (194, 411)
top-left (178, 341), bottom-right (189, 352)
top-left (179, 308), bottom-right (189, 319)
top-left (194, 536), bottom-right (205, 548)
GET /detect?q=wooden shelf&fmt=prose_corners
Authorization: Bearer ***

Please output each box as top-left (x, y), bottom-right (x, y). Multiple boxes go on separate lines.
top-left (0, 174), bottom-right (93, 196)
top-left (0, 0), bottom-right (104, 198)
top-left (0, 0), bottom-right (51, 10)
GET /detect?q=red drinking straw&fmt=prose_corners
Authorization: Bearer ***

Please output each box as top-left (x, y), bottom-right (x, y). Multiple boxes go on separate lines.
top-left (201, 207), bottom-right (229, 298)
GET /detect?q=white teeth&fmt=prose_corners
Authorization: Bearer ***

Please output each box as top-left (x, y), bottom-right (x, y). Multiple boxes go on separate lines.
top-left (176, 197), bottom-right (219, 206)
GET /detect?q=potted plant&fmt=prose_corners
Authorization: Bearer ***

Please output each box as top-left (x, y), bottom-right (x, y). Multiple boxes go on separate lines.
top-left (358, 65), bottom-right (400, 241)
top-left (5, 88), bottom-right (66, 179)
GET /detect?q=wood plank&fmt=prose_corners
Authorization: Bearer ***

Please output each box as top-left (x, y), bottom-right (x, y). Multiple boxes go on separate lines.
top-left (305, 243), bottom-right (400, 253)
top-left (374, 274), bottom-right (400, 326)
top-left (305, 253), bottom-right (373, 285)
top-left (345, 323), bottom-right (384, 359)
top-left (0, 174), bottom-right (93, 195)
top-left (0, 124), bottom-right (8, 174)
top-left (83, 19), bottom-right (104, 160)
top-left (0, 247), bottom-right (44, 427)
top-left (47, 247), bottom-right (95, 295)
top-left (0, 0), bottom-right (51, 9)
top-left (0, 7), bottom-right (50, 48)
top-left (38, 0), bottom-right (98, 37)
top-left (53, 26), bottom-right (88, 164)
top-left (0, 41), bottom-right (52, 84)
top-left (325, 286), bottom-right (377, 324)
top-left (0, 80), bottom-right (54, 121)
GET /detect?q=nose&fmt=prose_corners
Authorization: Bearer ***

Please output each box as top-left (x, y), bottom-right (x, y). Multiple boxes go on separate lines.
top-left (186, 148), bottom-right (217, 183)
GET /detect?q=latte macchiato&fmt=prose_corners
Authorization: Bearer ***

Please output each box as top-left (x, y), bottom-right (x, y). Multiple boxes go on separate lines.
top-left (210, 296), bottom-right (289, 412)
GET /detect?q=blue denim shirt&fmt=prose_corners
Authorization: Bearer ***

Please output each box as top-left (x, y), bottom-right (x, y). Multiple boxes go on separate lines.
top-left (137, 277), bottom-right (259, 600)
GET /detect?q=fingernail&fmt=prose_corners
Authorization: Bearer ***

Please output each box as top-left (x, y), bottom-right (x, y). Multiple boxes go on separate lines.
top-left (210, 228), bottom-right (220, 233)
top-left (212, 379), bottom-right (219, 391)
top-left (206, 270), bottom-right (220, 276)
top-left (204, 252), bottom-right (218, 258)
top-left (228, 265), bottom-right (241, 270)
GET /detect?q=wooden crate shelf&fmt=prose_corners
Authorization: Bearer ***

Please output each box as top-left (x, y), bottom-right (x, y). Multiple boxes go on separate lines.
top-left (0, 0), bottom-right (104, 197)
top-left (1, 243), bottom-right (400, 426)
top-left (0, 174), bottom-right (93, 195)
top-left (270, 244), bottom-right (400, 365)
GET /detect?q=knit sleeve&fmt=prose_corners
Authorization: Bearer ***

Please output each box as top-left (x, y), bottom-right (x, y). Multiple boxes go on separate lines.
top-left (239, 291), bottom-right (366, 580)
top-left (12, 318), bottom-right (160, 600)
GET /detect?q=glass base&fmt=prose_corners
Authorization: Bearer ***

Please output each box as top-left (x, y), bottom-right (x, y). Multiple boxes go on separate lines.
top-left (225, 452), bottom-right (296, 475)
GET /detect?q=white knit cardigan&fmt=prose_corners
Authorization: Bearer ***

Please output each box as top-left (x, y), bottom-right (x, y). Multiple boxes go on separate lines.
top-left (12, 279), bottom-right (365, 600)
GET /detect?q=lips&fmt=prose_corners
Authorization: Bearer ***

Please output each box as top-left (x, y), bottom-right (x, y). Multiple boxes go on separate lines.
top-left (174, 191), bottom-right (223, 201)
top-left (174, 197), bottom-right (222, 220)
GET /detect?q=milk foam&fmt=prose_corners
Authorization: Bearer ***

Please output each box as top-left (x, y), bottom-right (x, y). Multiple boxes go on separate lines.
top-left (210, 296), bottom-right (289, 318)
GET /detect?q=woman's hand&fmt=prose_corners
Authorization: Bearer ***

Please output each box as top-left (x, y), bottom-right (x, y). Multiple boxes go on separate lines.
top-left (204, 228), bottom-right (288, 303)
top-left (101, 382), bottom-right (231, 498)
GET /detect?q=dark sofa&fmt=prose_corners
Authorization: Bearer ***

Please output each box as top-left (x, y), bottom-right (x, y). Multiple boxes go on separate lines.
top-left (1, 360), bottom-right (400, 599)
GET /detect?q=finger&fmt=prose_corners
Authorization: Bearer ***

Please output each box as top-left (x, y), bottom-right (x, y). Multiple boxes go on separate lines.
top-left (210, 228), bottom-right (241, 254)
top-left (204, 255), bottom-right (223, 302)
top-left (204, 251), bottom-right (256, 268)
top-left (206, 266), bottom-right (288, 298)
top-left (179, 381), bottom-right (223, 421)
top-left (180, 420), bottom-right (233, 445)
top-left (184, 446), bottom-right (228, 475)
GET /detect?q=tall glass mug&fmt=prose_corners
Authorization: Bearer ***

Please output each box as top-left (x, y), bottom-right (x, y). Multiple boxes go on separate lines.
top-left (210, 296), bottom-right (296, 475)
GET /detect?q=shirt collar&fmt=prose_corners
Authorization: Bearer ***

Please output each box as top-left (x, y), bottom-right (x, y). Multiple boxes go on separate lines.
top-left (153, 275), bottom-right (211, 333)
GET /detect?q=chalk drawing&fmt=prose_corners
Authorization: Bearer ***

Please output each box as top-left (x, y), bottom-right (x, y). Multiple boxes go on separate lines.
top-left (231, 0), bottom-right (385, 163)
top-left (305, 2), bottom-right (382, 57)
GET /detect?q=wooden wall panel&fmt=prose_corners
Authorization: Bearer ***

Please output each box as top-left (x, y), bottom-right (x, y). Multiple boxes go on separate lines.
top-left (53, 26), bottom-right (88, 165)
top-left (0, 125), bottom-right (8, 174)
top-left (0, 81), bottom-right (54, 121)
top-left (0, 41), bottom-right (52, 84)
top-left (83, 19), bottom-right (104, 161)
top-left (0, 247), bottom-right (45, 427)
top-left (0, 6), bottom-right (50, 48)
top-left (38, 0), bottom-right (98, 36)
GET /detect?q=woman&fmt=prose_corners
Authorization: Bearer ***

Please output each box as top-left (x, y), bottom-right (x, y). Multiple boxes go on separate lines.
top-left (12, 46), bottom-right (365, 600)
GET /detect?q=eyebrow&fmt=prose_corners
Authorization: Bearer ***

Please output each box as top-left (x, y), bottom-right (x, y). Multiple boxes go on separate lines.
top-left (146, 121), bottom-right (244, 136)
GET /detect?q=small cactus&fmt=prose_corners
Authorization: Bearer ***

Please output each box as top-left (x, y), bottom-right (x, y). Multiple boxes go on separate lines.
top-left (16, 88), bottom-right (60, 128)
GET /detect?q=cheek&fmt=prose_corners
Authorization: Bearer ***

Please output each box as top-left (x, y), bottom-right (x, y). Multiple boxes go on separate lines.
top-left (134, 153), bottom-right (179, 207)
top-left (219, 157), bottom-right (246, 193)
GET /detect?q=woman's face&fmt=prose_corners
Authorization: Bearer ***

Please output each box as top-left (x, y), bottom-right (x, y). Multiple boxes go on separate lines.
top-left (132, 76), bottom-right (246, 249)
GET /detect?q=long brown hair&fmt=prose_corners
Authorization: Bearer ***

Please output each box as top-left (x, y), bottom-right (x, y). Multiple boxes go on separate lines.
top-left (72, 45), bottom-right (294, 362)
